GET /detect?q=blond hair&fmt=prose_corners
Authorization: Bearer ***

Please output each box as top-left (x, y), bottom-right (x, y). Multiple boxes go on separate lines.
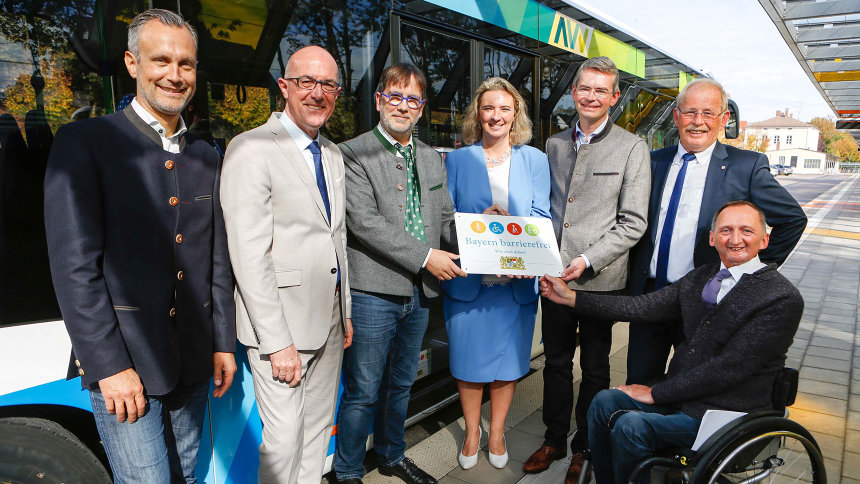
top-left (461, 77), bottom-right (532, 146)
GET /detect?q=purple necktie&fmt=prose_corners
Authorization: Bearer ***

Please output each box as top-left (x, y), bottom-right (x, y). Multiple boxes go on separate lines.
top-left (702, 268), bottom-right (732, 310)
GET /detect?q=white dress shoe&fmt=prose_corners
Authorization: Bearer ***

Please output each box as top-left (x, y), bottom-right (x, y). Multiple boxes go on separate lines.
top-left (488, 435), bottom-right (508, 469)
top-left (458, 426), bottom-right (481, 470)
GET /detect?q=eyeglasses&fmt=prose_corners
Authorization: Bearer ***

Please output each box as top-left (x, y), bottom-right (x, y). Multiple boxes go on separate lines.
top-left (283, 76), bottom-right (341, 93)
top-left (574, 86), bottom-right (614, 99)
top-left (378, 91), bottom-right (425, 109)
top-left (677, 109), bottom-right (724, 121)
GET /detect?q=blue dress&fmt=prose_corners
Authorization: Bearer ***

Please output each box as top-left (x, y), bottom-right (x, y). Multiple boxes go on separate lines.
top-left (442, 143), bottom-right (551, 383)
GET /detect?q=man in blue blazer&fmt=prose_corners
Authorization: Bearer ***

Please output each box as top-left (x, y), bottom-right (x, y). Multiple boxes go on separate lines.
top-left (44, 10), bottom-right (235, 482)
top-left (626, 78), bottom-right (806, 386)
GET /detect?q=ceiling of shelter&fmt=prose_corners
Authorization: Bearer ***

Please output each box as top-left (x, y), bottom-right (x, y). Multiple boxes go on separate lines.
top-left (759, 0), bottom-right (860, 142)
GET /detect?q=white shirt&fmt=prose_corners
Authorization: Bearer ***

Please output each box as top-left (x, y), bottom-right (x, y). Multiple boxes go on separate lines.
top-left (486, 159), bottom-right (511, 212)
top-left (717, 256), bottom-right (767, 304)
top-left (131, 98), bottom-right (186, 153)
top-left (278, 111), bottom-right (332, 203)
top-left (376, 124), bottom-right (432, 268)
top-left (649, 142), bottom-right (717, 282)
top-left (572, 115), bottom-right (609, 268)
top-left (483, 160), bottom-right (512, 284)
top-left (574, 115), bottom-right (609, 150)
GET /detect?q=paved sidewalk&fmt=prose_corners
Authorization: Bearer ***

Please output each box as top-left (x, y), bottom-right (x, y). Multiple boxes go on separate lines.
top-left (357, 175), bottom-right (860, 484)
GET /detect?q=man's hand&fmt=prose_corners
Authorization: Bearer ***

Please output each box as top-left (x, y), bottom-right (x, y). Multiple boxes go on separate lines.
top-left (344, 318), bottom-right (354, 349)
top-left (482, 204), bottom-right (510, 216)
top-left (98, 368), bottom-right (146, 423)
top-left (539, 275), bottom-right (576, 307)
top-left (426, 249), bottom-right (468, 281)
top-left (270, 345), bottom-right (302, 387)
top-left (562, 256), bottom-right (587, 281)
top-left (615, 384), bottom-right (654, 404)
top-left (212, 352), bottom-right (237, 398)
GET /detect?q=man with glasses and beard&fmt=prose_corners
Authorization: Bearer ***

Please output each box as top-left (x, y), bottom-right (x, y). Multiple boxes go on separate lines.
top-left (45, 9), bottom-right (236, 482)
top-left (333, 63), bottom-right (465, 484)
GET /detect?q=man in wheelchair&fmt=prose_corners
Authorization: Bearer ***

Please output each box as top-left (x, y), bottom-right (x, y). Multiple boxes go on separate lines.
top-left (539, 200), bottom-right (804, 484)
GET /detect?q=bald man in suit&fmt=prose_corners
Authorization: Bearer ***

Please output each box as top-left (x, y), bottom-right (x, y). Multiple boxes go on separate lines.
top-left (220, 46), bottom-right (353, 484)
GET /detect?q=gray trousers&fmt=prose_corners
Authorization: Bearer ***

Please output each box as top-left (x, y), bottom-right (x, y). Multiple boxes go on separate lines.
top-left (248, 291), bottom-right (344, 484)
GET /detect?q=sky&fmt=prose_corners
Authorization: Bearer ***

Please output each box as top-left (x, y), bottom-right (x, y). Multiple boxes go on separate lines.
top-left (574, 0), bottom-right (835, 124)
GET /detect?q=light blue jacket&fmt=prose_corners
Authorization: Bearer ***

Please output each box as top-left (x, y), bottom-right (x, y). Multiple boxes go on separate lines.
top-left (443, 142), bottom-right (551, 304)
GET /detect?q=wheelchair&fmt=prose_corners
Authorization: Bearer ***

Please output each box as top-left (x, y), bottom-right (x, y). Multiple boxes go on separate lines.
top-left (579, 367), bottom-right (828, 484)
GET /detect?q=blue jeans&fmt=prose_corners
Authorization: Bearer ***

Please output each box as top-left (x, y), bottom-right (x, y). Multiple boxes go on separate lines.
top-left (334, 286), bottom-right (430, 479)
top-left (587, 389), bottom-right (700, 484)
top-left (90, 381), bottom-right (209, 484)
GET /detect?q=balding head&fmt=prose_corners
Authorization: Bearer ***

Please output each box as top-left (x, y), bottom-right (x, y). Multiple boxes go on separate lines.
top-left (285, 46), bottom-right (338, 80)
top-left (277, 46), bottom-right (340, 138)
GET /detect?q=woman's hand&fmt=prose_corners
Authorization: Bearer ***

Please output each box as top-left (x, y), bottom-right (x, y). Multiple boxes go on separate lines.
top-left (482, 204), bottom-right (509, 216)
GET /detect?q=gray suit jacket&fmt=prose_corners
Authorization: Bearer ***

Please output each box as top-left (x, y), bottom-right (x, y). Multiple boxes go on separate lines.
top-left (340, 128), bottom-right (456, 298)
top-left (220, 113), bottom-right (351, 353)
top-left (547, 123), bottom-right (650, 292)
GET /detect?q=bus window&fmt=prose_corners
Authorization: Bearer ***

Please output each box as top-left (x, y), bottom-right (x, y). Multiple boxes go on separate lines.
top-left (0, 7), bottom-right (110, 326)
top-left (539, 56), bottom-right (579, 146)
top-left (400, 23), bottom-right (471, 149)
top-left (483, 46), bottom-right (535, 141)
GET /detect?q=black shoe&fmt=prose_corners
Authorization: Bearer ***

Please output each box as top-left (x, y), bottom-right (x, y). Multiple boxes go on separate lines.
top-left (378, 457), bottom-right (437, 484)
top-left (336, 479), bottom-right (363, 484)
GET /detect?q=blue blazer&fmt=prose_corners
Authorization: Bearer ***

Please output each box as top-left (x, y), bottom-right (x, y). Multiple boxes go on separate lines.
top-left (443, 142), bottom-right (551, 304)
top-left (629, 142), bottom-right (807, 295)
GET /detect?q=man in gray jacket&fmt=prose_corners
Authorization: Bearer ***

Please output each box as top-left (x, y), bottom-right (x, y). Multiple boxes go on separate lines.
top-left (523, 56), bottom-right (650, 484)
top-left (333, 63), bottom-right (464, 484)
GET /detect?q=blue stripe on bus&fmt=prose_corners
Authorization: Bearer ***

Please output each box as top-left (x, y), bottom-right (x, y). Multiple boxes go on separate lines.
top-left (0, 378), bottom-right (91, 411)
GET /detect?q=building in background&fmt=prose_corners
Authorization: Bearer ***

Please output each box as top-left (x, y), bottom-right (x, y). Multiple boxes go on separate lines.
top-left (746, 110), bottom-right (839, 174)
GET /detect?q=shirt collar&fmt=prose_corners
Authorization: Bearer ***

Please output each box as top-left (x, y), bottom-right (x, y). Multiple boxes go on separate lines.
top-left (675, 141), bottom-right (716, 166)
top-left (720, 255), bottom-right (767, 282)
top-left (376, 123), bottom-right (414, 150)
top-left (279, 110), bottom-right (319, 150)
top-left (131, 97), bottom-right (186, 141)
top-left (575, 115), bottom-right (609, 145)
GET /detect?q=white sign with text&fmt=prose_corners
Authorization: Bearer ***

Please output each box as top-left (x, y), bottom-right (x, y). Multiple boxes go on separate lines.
top-left (455, 213), bottom-right (563, 277)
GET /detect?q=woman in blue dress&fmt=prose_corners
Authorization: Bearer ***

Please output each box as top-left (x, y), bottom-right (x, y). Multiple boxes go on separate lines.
top-left (444, 77), bottom-right (550, 470)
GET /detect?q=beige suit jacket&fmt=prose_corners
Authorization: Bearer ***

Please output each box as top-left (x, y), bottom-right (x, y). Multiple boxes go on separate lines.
top-left (221, 113), bottom-right (350, 354)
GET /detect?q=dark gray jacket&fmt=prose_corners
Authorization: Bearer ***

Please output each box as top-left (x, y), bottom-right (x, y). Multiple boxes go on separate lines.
top-left (577, 263), bottom-right (802, 420)
top-left (340, 129), bottom-right (456, 298)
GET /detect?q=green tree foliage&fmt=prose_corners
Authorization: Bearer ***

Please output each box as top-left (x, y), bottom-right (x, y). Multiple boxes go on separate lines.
top-left (809, 117), bottom-right (859, 162)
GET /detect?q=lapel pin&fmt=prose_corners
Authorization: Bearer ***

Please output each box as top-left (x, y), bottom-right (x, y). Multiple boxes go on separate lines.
top-left (721, 165), bottom-right (726, 170)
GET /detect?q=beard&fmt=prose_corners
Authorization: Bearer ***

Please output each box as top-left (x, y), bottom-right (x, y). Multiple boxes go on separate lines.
top-left (380, 113), bottom-right (415, 137)
top-left (138, 82), bottom-right (193, 115)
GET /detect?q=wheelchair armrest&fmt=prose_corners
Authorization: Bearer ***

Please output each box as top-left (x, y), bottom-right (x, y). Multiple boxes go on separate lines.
top-left (689, 410), bottom-right (783, 464)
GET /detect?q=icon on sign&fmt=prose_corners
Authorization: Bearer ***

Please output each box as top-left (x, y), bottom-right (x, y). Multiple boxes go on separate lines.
top-left (489, 222), bottom-right (504, 234)
top-left (524, 224), bottom-right (539, 236)
top-left (507, 223), bottom-right (522, 235)
top-left (471, 221), bottom-right (486, 233)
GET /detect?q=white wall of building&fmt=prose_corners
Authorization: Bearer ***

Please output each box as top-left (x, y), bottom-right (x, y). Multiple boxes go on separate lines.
top-left (764, 148), bottom-right (839, 174)
top-left (746, 125), bottom-right (819, 151)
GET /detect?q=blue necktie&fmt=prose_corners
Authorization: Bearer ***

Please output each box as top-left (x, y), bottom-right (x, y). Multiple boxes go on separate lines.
top-left (308, 141), bottom-right (330, 220)
top-left (308, 141), bottom-right (339, 285)
top-left (655, 152), bottom-right (696, 288)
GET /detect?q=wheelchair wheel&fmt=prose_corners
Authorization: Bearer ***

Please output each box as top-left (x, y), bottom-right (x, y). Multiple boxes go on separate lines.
top-left (690, 417), bottom-right (826, 484)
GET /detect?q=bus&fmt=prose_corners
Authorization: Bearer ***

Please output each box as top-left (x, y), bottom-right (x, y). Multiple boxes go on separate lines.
top-left (0, 0), bottom-right (729, 481)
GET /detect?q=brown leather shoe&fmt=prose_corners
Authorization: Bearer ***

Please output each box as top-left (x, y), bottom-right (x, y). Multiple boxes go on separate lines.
top-left (565, 452), bottom-right (593, 484)
top-left (523, 444), bottom-right (565, 473)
